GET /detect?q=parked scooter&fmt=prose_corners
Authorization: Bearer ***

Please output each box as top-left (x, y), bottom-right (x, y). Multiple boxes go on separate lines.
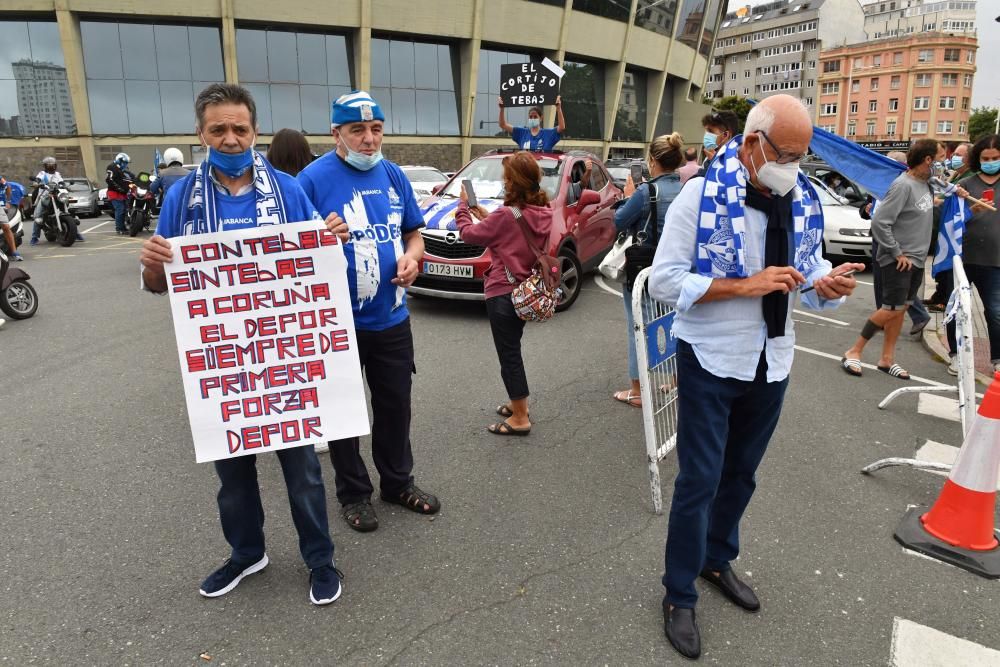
top-left (128, 172), bottom-right (156, 237)
top-left (32, 180), bottom-right (79, 247)
top-left (0, 243), bottom-right (38, 320)
top-left (0, 206), bottom-right (24, 254)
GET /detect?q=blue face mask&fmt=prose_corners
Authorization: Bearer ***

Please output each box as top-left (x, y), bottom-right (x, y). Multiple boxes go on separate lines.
top-left (339, 137), bottom-right (383, 171)
top-left (207, 146), bottom-right (254, 178)
top-left (703, 132), bottom-right (718, 150)
top-left (950, 155), bottom-right (964, 170)
top-left (981, 160), bottom-right (1000, 176)
top-left (527, 118), bottom-right (540, 129)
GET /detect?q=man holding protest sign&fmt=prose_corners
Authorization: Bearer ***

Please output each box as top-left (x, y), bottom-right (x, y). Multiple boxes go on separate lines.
top-left (297, 90), bottom-right (441, 533)
top-left (140, 83), bottom-right (350, 606)
top-left (497, 58), bottom-right (566, 152)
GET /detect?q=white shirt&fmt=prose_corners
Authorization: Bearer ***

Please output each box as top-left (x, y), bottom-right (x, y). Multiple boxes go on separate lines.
top-left (648, 176), bottom-right (843, 382)
top-left (35, 171), bottom-right (63, 184)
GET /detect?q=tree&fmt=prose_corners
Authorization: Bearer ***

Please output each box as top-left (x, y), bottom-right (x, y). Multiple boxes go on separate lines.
top-left (968, 107), bottom-right (998, 143)
top-left (711, 96), bottom-right (753, 132)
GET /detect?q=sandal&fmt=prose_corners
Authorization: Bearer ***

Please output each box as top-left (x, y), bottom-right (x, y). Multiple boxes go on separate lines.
top-left (488, 419), bottom-right (531, 436)
top-left (381, 483), bottom-right (440, 515)
top-left (878, 363), bottom-right (911, 380)
top-left (613, 390), bottom-right (642, 408)
top-left (841, 357), bottom-right (862, 377)
top-left (342, 500), bottom-right (379, 533)
top-left (496, 404), bottom-right (514, 418)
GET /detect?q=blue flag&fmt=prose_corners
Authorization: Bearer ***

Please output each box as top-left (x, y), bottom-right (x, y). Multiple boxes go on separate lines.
top-left (154, 149), bottom-right (163, 178)
top-left (932, 195), bottom-right (971, 277)
top-left (808, 126), bottom-right (905, 201)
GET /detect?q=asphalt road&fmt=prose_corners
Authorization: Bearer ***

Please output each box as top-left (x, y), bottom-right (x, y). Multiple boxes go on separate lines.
top-left (2, 217), bottom-right (998, 665)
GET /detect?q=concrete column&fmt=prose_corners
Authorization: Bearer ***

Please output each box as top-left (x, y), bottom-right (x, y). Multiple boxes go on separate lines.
top-left (221, 0), bottom-right (239, 83)
top-left (355, 0), bottom-right (372, 91)
top-left (602, 0), bottom-right (638, 159)
top-left (647, 0), bottom-right (683, 141)
top-left (544, 0), bottom-right (574, 131)
top-left (460, 0), bottom-right (485, 164)
top-left (54, 3), bottom-right (98, 183)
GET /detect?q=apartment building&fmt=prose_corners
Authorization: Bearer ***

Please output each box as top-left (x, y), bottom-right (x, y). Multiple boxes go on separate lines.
top-left (863, 0), bottom-right (977, 40)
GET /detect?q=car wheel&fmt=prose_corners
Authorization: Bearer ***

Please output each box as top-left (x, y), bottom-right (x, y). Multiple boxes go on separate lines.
top-left (555, 248), bottom-right (583, 312)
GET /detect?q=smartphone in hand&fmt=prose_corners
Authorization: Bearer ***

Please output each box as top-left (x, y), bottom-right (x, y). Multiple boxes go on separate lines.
top-left (630, 163), bottom-right (643, 184)
top-left (462, 179), bottom-right (477, 207)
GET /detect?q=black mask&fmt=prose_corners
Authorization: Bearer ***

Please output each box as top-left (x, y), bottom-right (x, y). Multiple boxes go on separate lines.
top-left (45, 165), bottom-right (56, 173)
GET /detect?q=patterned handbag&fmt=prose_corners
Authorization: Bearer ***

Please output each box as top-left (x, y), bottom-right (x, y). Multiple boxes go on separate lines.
top-left (505, 206), bottom-right (561, 322)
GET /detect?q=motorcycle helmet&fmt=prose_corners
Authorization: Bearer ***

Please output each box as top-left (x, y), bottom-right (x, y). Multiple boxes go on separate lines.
top-left (115, 152), bottom-right (131, 168)
top-left (163, 147), bottom-right (183, 167)
top-left (41, 156), bottom-right (57, 173)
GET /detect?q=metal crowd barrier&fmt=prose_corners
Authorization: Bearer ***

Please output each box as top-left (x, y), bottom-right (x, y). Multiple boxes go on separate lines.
top-left (631, 267), bottom-right (679, 514)
top-left (862, 255), bottom-right (977, 475)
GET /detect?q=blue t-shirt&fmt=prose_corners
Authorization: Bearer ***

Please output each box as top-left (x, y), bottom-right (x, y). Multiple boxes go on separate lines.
top-left (155, 170), bottom-right (319, 239)
top-left (297, 154), bottom-right (424, 332)
top-left (511, 127), bottom-right (560, 152)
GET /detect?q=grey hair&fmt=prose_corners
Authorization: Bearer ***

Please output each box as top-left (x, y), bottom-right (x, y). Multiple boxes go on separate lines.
top-left (195, 83), bottom-right (258, 129)
top-left (743, 104), bottom-right (776, 135)
top-left (886, 150), bottom-right (907, 164)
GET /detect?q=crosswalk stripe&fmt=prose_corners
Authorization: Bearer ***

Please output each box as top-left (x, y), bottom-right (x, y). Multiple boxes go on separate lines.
top-left (891, 617), bottom-right (1000, 666)
top-left (916, 393), bottom-right (962, 423)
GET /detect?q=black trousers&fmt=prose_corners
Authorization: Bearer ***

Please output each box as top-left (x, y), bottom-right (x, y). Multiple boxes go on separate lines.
top-left (486, 294), bottom-right (529, 401)
top-left (328, 319), bottom-right (415, 505)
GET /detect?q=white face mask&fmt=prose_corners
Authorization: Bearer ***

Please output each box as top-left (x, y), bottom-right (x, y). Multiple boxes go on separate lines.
top-left (750, 139), bottom-right (799, 196)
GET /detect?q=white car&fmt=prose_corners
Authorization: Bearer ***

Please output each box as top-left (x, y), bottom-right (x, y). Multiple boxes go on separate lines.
top-left (401, 165), bottom-right (449, 203)
top-left (809, 176), bottom-right (872, 261)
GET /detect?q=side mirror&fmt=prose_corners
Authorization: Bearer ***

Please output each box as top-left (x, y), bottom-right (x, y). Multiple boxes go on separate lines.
top-left (578, 189), bottom-right (601, 207)
top-left (431, 184), bottom-right (444, 195)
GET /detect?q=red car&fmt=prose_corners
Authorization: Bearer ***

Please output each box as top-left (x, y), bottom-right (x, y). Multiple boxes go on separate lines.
top-left (410, 149), bottom-right (622, 311)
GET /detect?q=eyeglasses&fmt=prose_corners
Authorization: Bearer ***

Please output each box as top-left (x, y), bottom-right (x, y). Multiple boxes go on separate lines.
top-left (757, 130), bottom-right (806, 165)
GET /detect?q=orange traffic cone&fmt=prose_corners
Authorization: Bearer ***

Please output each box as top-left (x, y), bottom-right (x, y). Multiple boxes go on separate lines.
top-left (894, 372), bottom-right (1000, 578)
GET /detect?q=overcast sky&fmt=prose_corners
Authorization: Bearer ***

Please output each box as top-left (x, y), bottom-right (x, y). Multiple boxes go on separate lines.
top-left (725, 0), bottom-right (998, 110)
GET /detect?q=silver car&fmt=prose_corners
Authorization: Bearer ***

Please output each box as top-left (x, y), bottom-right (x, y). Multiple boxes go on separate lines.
top-left (64, 178), bottom-right (100, 217)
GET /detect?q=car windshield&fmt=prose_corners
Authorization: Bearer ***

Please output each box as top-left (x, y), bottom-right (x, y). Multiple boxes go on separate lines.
top-left (808, 178), bottom-right (843, 206)
top-left (607, 167), bottom-right (630, 180)
top-left (405, 169), bottom-right (447, 183)
top-left (440, 156), bottom-right (563, 200)
top-left (65, 180), bottom-right (91, 192)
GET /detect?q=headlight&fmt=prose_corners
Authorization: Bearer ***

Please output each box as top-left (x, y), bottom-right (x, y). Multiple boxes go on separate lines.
top-left (57, 193), bottom-right (69, 202)
top-left (839, 228), bottom-right (871, 237)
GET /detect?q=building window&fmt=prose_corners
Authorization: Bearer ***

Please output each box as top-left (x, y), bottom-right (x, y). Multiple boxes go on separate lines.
top-left (475, 50), bottom-right (543, 137)
top-left (939, 97), bottom-right (955, 110)
top-left (714, 56), bottom-right (723, 66)
top-left (572, 0), bottom-right (630, 21)
top-left (913, 97), bottom-right (929, 110)
top-left (943, 48), bottom-right (960, 62)
top-left (915, 73), bottom-right (932, 87)
top-left (82, 21), bottom-right (223, 135)
top-left (888, 98), bottom-right (898, 111)
top-left (850, 101), bottom-right (858, 113)
top-left (847, 121), bottom-right (856, 136)
top-left (0, 21), bottom-right (75, 136)
top-left (873, 55), bottom-right (882, 67)
top-left (851, 80), bottom-right (860, 93)
top-left (822, 60), bottom-right (841, 73)
top-left (731, 55), bottom-right (738, 64)
top-left (820, 123), bottom-right (836, 133)
top-left (560, 59), bottom-right (605, 139)
top-left (613, 67), bottom-right (646, 141)
top-left (805, 96), bottom-right (813, 105)
top-left (917, 49), bottom-right (933, 63)
top-left (853, 57), bottom-right (863, 68)
top-left (634, 0), bottom-right (676, 36)
top-left (743, 87), bottom-right (750, 95)
top-left (937, 120), bottom-right (953, 134)
top-left (866, 120), bottom-right (876, 136)
top-left (890, 75), bottom-right (900, 89)
top-left (806, 78), bottom-right (814, 87)
top-left (911, 120), bottom-right (928, 134)
top-left (941, 73), bottom-right (957, 86)
top-left (730, 72), bottom-right (737, 80)
top-left (808, 60), bottom-right (816, 68)
top-left (967, 50), bottom-right (975, 64)
top-left (961, 96), bottom-right (970, 111)
top-left (821, 82), bottom-right (839, 94)
top-left (746, 53), bottom-right (752, 61)
top-left (821, 103), bottom-right (837, 115)
top-left (868, 100), bottom-right (877, 112)
top-left (370, 37), bottom-right (459, 136)
top-left (744, 70), bottom-right (751, 78)
top-left (893, 51), bottom-right (903, 64)
top-left (963, 74), bottom-right (973, 87)
top-left (235, 28), bottom-right (354, 135)
top-left (959, 121), bottom-right (968, 134)
top-left (870, 77), bottom-right (879, 91)
top-left (887, 120), bottom-right (896, 135)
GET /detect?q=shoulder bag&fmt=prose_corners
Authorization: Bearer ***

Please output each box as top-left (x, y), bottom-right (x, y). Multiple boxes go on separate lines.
top-left (505, 206), bottom-right (562, 322)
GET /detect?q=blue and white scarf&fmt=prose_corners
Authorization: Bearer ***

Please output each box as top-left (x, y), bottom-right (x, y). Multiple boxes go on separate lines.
top-left (696, 135), bottom-right (825, 278)
top-left (177, 150), bottom-right (288, 235)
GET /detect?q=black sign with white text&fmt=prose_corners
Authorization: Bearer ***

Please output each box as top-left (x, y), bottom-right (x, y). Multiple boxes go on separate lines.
top-left (499, 62), bottom-right (560, 108)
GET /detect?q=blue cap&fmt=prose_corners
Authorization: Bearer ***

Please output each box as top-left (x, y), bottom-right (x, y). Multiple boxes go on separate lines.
top-left (331, 90), bottom-right (385, 127)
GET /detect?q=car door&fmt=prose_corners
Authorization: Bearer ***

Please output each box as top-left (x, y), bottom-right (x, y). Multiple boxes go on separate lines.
top-left (583, 164), bottom-right (618, 260)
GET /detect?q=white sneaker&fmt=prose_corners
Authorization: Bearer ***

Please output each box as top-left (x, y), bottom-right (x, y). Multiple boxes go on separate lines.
top-left (314, 442), bottom-right (329, 454)
top-left (0, 318), bottom-right (5, 329)
top-left (947, 356), bottom-right (959, 376)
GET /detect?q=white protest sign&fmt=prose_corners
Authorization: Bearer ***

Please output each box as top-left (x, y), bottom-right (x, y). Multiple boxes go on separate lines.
top-left (164, 220), bottom-right (369, 463)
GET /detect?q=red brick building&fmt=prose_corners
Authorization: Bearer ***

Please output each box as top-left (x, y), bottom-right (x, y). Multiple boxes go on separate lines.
top-left (817, 32), bottom-right (977, 143)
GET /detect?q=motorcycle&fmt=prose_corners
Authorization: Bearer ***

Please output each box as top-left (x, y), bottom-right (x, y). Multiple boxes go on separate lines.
top-left (128, 172), bottom-right (155, 237)
top-left (32, 180), bottom-right (79, 247)
top-left (0, 243), bottom-right (38, 319)
top-left (0, 206), bottom-right (24, 254)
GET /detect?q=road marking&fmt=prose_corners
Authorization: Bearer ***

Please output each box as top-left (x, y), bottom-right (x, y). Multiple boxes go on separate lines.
top-left (82, 220), bottom-right (112, 233)
top-left (917, 393), bottom-right (961, 423)
top-left (890, 617), bottom-right (1000, 666)
top-left (792, 344), bottom-right (949, 387)
top-left (792, 309), bottom-right (850, 326)
top-left (593, 275), bottom-right (622, 297)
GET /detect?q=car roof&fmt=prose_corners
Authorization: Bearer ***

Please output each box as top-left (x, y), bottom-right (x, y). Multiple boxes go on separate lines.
top-left (480, 148), bottom-right (595, 162)
top-left (400, 165), bottom-right (442, 171)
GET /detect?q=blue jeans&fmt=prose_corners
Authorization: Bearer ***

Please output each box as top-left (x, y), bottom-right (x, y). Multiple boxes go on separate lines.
top-left (663, 339), bottom-right (788, 609)
top-left (947, 263), bottom-right (1000, 362)
top-left (214, 446), bottom-right (334, 569)
top-left (111, 198), bottom-right (126, 232)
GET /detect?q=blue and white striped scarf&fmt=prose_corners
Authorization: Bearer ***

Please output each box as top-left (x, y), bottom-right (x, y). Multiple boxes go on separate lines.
top-left (177, 150), bottom-right (288, 235)
top-left (696, 135), bottom-right (825, 278)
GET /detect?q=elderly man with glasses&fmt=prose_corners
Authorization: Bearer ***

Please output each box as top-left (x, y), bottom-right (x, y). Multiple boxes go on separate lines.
top-left (648, 95), bottom-right (864, 659)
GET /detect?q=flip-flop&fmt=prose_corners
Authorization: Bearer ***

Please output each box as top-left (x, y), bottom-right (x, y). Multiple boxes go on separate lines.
top-left (488, 419), bottom-right (531, 436)
top-left (613, 390), bottom-right (642, 408)
top-left (878, 363), bottom-right (911, 380)
top-left (841, 357), bottom-right (863, 377)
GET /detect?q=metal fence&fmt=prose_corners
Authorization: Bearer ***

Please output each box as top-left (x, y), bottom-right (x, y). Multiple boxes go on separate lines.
top-left (631, 267), bottom-right (679, 514)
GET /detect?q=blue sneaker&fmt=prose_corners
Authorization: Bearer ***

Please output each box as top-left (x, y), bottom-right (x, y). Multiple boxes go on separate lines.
top-left (198, 554), bottom-right (268, 598)
top-left (309, 564), bottom-right (343, 606)
top-left (11, 252), bottom-right (23, 261)
top-left (75, 233), bottom-right (85, 242)
top-left (29, 237), bottom-right (38, 246)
